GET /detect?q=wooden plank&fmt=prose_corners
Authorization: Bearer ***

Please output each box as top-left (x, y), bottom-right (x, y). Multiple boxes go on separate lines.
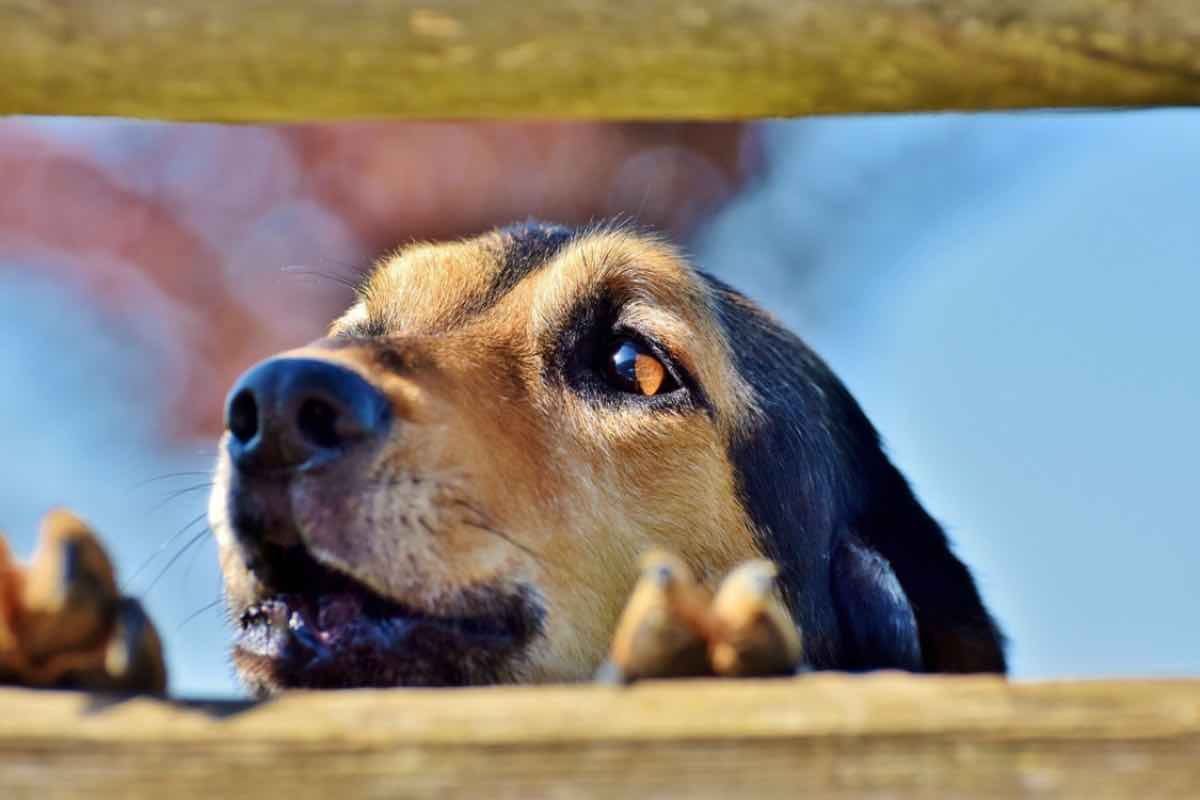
top-left (2, 1), bottom-right (1200, 121)
top-left (1, 674), bottom-right (1198, 798)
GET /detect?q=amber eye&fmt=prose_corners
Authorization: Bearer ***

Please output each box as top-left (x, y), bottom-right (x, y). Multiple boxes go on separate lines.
top-left (604, 338), bottom-right (675, 396)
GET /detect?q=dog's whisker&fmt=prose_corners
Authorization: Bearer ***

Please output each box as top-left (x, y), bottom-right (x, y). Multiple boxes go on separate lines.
top-left (130, 471), bottom-right (212, 490)
top-left (181, 525), bottom-right (214, 586)
top-left (437, 497), bottom-right (548, 563)
top-left (148, 482), bottom-right (215, 513)
top-left (143, 527), bottom-right (212, 598)
top-left (457, 518), bottom-right (545, 562)
top-left (125, 511), bottom-right (208, 590)
top-left (446, 497), bottom-right (599, 584)
top-left (281, 265), bottom-right (362, 292)
top-left (176, 597), bottom-right (224, 632)
top-left (353, 477), bottom-right (546, 563)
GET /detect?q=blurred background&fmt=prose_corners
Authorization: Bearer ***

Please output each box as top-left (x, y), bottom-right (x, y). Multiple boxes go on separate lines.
top-left (1, 113), bottom-right (1196, 696)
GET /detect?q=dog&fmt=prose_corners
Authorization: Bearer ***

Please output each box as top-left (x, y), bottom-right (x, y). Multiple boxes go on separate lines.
top-left (0, 222), bottom-right (1005, 694)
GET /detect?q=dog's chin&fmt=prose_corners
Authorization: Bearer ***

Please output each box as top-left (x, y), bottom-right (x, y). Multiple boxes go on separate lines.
top-left (229, 545), bottom-right (542, 694)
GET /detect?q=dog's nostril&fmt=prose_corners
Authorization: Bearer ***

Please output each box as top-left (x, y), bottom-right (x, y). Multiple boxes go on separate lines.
top-left (297, 397), bottom-right (342, 450)
top-left (228, 389), bottom-right (259, 445)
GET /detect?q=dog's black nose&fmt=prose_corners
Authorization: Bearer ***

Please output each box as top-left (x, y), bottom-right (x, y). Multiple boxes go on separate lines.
top-left (224, 357), bottom-right (391, 473)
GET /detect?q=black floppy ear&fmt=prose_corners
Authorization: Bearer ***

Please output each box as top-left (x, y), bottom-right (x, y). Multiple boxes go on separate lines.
top-left (832, 535), bottom-right (923, 671)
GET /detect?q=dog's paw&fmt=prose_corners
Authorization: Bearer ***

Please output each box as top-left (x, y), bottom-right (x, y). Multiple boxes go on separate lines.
top-left (0, 509), bottom-right (166, 694)
top-left (598, 552), bottom-right (804, 683)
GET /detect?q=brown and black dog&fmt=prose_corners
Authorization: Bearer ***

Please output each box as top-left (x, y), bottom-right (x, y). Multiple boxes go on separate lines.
top-left (1, 222), bottom-right (1005, 694)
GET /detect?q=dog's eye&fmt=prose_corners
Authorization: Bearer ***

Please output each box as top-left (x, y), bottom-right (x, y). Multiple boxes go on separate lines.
top-left (604, 339), bottom-right (677, 396)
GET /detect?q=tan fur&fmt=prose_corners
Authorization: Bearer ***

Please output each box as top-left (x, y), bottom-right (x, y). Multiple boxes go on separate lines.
top-left (214, 226), bottom-right (767, 684)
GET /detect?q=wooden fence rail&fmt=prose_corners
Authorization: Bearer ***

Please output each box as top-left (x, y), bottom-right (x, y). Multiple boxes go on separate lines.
top-left (3, 0), bottom-right (1200, 121)
top-left (1, 674), bottom-right (1198, 798)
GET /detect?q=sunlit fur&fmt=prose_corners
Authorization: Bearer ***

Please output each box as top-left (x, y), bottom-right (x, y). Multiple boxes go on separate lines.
top-left (210, 221), bottom-right (1005, 691)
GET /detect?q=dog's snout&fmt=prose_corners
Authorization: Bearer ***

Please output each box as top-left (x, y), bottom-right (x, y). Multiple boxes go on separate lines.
top-left (224, 357), bottom-right (391, 473)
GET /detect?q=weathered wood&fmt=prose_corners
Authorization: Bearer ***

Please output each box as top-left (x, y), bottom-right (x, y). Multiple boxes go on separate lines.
top-left (0, 675), bottom-right (1198, 798)
top-left (3, 1), bottom-right (1200, 121)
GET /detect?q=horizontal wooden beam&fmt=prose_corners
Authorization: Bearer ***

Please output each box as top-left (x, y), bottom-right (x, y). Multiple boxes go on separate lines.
top-left (3, 1), bottom-right (1200, 121)
top-left (1, 675), bottom-right (1199, 797)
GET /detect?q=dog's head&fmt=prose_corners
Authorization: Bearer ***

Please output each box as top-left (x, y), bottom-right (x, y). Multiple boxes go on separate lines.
top-left (209, 222), bottom-right (1005, 694)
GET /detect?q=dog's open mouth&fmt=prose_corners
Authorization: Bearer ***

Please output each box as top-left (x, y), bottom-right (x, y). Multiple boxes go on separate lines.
top-left (233, 542), bottom-right (540, 691)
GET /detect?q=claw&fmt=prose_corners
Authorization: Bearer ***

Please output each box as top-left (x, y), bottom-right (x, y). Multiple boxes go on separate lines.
top-left (708, 559), bottom-right (803, 677)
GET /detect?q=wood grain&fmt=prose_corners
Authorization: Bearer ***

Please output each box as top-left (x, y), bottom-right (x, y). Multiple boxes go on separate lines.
top-left (3, 1), bottom-right (1200, 121)
top-left (1, 674), bottom-right (1198, 798)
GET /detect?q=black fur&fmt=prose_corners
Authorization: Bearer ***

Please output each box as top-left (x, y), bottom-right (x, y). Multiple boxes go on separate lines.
top-left (701, 274), bottom-right (1006, 673)
top-left (468, 221), bottom-right (576, 316)
top-left (832, 535), bottom-right (922, 671)
top-left (498, 221), bottom-right (576, 280)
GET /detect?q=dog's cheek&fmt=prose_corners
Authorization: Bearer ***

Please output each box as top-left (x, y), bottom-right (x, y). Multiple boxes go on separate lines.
top-left (519, 412), bottom-right (755, 675)
top-left (287, 474), bottom-right (442, 600)
top-left (585, 409), bottom-right (760, 578)
top-left (208, 454), bottom-right (258, 610)
top-left (519, 586), bottom-right (614, 682)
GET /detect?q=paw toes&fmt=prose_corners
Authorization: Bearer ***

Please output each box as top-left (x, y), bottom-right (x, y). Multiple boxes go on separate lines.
top-left (600, 552), bottom-right (805, 683)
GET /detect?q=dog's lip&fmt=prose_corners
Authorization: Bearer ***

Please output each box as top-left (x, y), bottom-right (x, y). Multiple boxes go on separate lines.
top-left (225, 473), bottom-right (542, 687)
top-left (235, 588), bottom-right (521, 661)
top-left (232, 544), bottom-right (530, 680)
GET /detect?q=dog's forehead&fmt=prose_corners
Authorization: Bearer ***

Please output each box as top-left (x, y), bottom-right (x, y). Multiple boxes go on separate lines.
top-left (343, 224), bottom-right (702, 335)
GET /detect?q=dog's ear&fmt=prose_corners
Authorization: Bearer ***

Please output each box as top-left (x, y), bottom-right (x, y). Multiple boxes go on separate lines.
top-left (832, 534), bottom-right (922, 671)
top-left (699, 272), bottom-right (1005, 673)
